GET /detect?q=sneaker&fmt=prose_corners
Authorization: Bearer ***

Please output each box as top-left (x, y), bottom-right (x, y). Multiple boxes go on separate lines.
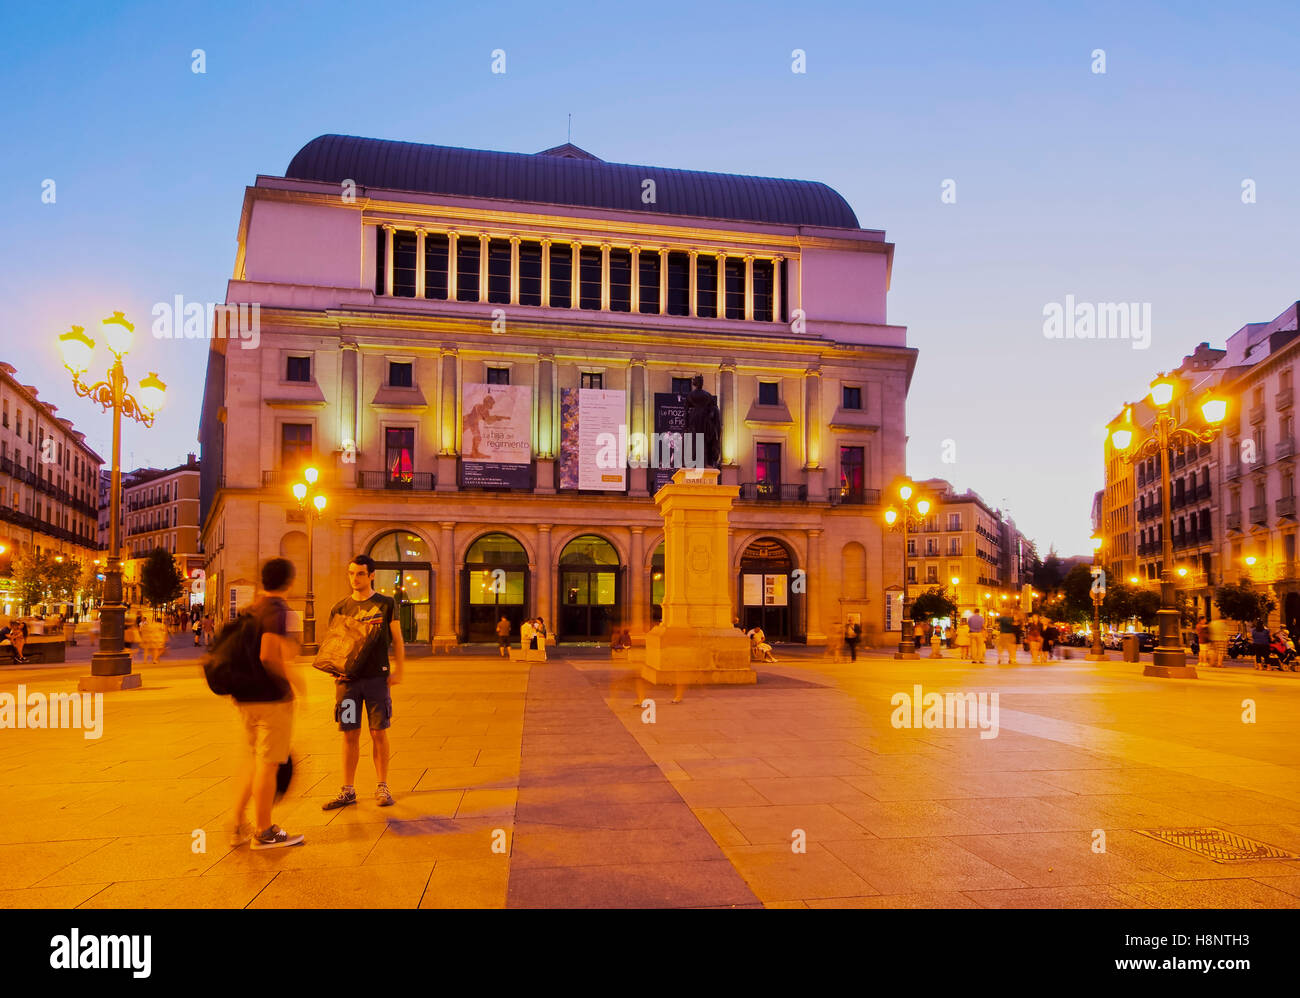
top-left (322, 788), bottom-right (357, 811)
top-left (375, 785), bottom-right (394, 807)
top-left (250, 824), bottom-right (304, 850)
top-left (227, 820), bottom-right (254, 847)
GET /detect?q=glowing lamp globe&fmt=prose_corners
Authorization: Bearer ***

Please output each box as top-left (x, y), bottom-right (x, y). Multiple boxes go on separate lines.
top-left (313, 494), bottom-right (326, 512)
top-left (101, 311), bottom-right (135, 356)
top-left (916, 499), bottom-right (931, 516)
top-left (898, 484), bottom-right (913, 501)
top-left (304, 466), bottom-right (319, 485)
top-left (1149, 377), bottom-right (1176, 408)
top-left (1091, 536), bottom-right (1103, 551)
top-left (1245, 556), bottom-right (1257, 566)
top-left (58, 325), bottom-right (94, 374)
top-left (1201, 398), bottom-right (1227, 424)
top-left (884, 508), bottom-right (898, 525)
top-left (1110, 428), bottom-right (1132, 451)
top-left (292, 483), bottom-right (307, 502)
top-left (137, 373), bottom-right (166, 414)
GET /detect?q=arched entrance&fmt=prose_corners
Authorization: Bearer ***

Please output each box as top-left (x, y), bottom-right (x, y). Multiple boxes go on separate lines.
top-left (739, 537), bottom-right (802, 642)
top-left (462, 532), bottom-right (528, 642)
top-left (558, 534), bottom-right (621, 641)
top-left (367, 531), bottom-right (432, 644)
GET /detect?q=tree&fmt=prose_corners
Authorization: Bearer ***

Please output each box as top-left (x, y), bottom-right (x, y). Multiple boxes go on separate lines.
top-left (10, 549), bottom-right (51, 612)
top-left (1061, 564), bottom-right (1097, 624)
top-left (911, 585), bottom-right (957, 622)
top-left (46, 557), bottom-right (80, 603)
top-left (140, 548), bottom-right (184, 611)
top-left (1033, 545), bottom-right (1064, 592)
top-left (79, 559), bottom-right (104, 607)
top-left (1214, 581), bottom-right (1275, 627)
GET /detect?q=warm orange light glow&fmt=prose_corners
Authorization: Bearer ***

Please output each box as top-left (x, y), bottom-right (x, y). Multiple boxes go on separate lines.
top-left (137, 372), bottom-right (166, 414)
top-left (916, 499), bottom-right (931, 516)
top-left (1177, 567), bottom-right (1188, 577)
top-left (313, 494), bottom-right (326, 512)
top-left (58, 325), bottom-right (94, 374)
top-left (1091, 535), bottom-right (1103, 551)
top-left (1201, 397), bottom-right (1227, 424)
top-left (304, 467), bottom-right (319, 485)
top-left (101, 311), bottom-right (135, 356)
top-left (884, 508), bottom-right (898, 525)
top-left (1110, 428), bottom-right (1133, 450)
top-left (1245, 556), bottom-right (1257, 566)
top-left (898, 484), bottom-right (913, 501)
top-left (1149, 376), bottom-right (1176, 408)
top-left (292, 483), bottom-right (307, 502)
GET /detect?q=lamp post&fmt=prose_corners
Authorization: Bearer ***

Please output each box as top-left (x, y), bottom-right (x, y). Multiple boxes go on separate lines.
top-left (59, 313), bottom-right (166, 691)
top-left (1110, 374), bottom-right (1227, 678)
top-left (884, 481), bottom-right (931, 659)
top-left (1087, 535), bottom-right (1106, 661)
top-left (292, 467), bottom-right (326, 653)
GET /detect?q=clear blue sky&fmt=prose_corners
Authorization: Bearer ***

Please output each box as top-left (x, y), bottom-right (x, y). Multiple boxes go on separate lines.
top-left (3, 0), bottom-right (1297, 555)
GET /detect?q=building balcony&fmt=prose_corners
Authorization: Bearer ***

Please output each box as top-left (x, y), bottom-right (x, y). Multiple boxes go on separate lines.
top-left (1277, 388), bottom-right (1294, 410)
top-left (1250, 504), bottom-right (1268, 525)
top-left (1225, 463), bottom-right (1241, 480)
top-left (1277, 439), bottom-right (1295, 461)
top-left (356, 471), bottom-right (436, 491)
top-left (1198, 525), bottom-right (1214, 542)
top-left (1278, 495), bottom-right (1297, 518)
top-left (1226, 511), bottom-right (1242, 531)
top-left (1250, 403), bottom-right (1266, 424)
top-left (740, 482), bottom-right (809, 503)
top-left (1195, 481), bottom-right (1211, 501)
top-left (826, 486), bottom-right (880, 506)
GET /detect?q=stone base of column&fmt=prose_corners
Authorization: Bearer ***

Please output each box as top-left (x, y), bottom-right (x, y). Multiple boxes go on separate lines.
top-left (436, 454), bottom-right (459, 491)
top-left (641, 626), bottom-right (755, 686)
top-left (432, 634), bottom-right (459, 654)
top-left (80, 673), bottom-right (143, 692)
top-left (1144, 663), bottom-right (1199, 679)
top-left (1084, 653), bottom-right (1108, 661)
top-left (534, 458), bottom-right (556, 494)
top-left (805, 631), bottom-right (828, 647)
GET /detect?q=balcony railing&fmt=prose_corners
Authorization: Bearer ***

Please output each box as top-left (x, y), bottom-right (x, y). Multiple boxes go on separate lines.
top-left (1250, 504), bottom-right (1269, 525)
top-left (1278, 496), bottom-right (1297, 518)
top-left (826, 486), bottom-right (880, 506)
top-left (1278, 388), bottom-right (1294, 410)
top-left (739, 482), bottom-right (808, 503)
top-left (1277, 439), bottom-right (1295, 460)
top-left (1250, 403), bottom-right (1266, 424)
top-left (1195, 482), bottom-right (1211, 501)
top-left (1225, 463), bottom-right (1241, 480)
top-left (357, 471), bottom-right (436, 491)
top-left (1226, 511), bottom-right (1242, 531)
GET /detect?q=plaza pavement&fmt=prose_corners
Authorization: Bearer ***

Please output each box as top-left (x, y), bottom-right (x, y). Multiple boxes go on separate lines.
top-left (1, 637), bottom-right (1299, 909)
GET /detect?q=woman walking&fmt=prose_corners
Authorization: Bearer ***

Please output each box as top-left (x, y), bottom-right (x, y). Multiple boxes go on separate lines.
top-left (1026, 618), bottom-right (1044, 663)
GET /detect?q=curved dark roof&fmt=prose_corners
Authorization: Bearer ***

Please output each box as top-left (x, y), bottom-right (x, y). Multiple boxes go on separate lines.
top-left (285, 134), bottom-right (859, 229)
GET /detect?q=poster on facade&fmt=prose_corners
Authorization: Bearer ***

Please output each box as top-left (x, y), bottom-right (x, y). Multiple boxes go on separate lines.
top-left (461, 383), bottom-right (533, 487)
top-left (764, 573), bottom-right (788, 606)
top-left (559, 387), bottom-right (627, 491)
top-left (652, 392), bottom-right (689, 491)
top-left (743, 573), bottom-right (764, 606)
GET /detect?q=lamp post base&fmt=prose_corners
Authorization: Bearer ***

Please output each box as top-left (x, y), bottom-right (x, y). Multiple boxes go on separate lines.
top-left (1143, 662), bottom-right (1198, 679)
top-left (1085, 653), bottom-right (1107, 662)
top-left (894, 640), bottom-right (919, 660)
top-left (80, 673), bottom-right (143, 692)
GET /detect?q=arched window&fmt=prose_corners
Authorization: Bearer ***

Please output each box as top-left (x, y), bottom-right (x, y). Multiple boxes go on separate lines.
top-left (557, 535), bottom-right (620, 640)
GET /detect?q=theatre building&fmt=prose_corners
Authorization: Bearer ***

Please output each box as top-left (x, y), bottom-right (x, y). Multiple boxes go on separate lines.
top-left (199, 135), bottom-right (914, 648)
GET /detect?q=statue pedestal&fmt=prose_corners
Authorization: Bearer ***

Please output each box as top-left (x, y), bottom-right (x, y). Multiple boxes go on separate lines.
top-left (642, 468), bottom-right (755, 688)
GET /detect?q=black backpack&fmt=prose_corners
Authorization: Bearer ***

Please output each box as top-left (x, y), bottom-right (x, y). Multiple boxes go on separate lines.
top-left (203, 612), bottom-right (263, 697)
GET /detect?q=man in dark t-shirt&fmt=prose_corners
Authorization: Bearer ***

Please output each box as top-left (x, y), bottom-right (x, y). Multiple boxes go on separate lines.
top-left (322, 554), bottom-right (405, 810)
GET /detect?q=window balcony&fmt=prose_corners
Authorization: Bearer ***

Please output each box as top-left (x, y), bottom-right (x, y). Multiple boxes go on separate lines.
top-left (1277, 439), bottom-right (1295, 460)
top-left (1225, 463), bottom-right (1241, 480)
top-left (740, 482), bottom-right (808, 503)
top-left (1226, 511), bottom-right (1242, 531)
top-left (1195, 481), bottom-right (1211, 501)
top-left (1278, 495), bottom-right (1297, 518)
top-left (356, 471), bottom-right (436, 491)
top-left (827, 486), bottom-right (880, 506)
top-left (1278, 388), bottom-right (1293, 410)
top-left (1250, 504), bottom-right (1269, 525)
top-left (1250, 403), bottom-right (1266, 424)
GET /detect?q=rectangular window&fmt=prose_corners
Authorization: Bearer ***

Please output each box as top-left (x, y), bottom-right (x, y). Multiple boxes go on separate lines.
top-left (518, 241), bottom-right (543, 306)
top-left (393, 230), bottom-right (417, 297)
top-left (549, 243), bottom-right (572, 308)
top-left (907, 566), bottom-right (917, 584)
top-left (389, 362), bottom-right (413, 388)
top-left (724, 256), bottom-right (745, 319)
top-left (281, 424), bottom-right (312, 471)
top-left (671, 377), bottom-right (694, 395)
top-left (752, 259), bottom-right (774, 322)
top-left (758, 381), bottom-right (779, 406)
top-left (906, 538), bottom-right (916, 556)
top-left (424, 233), bottom-right (449, 300)
top-left (374, 226), bottom-right (386, 295)
top-left (486, 367), bottom-right (510, 386)
top-left (755, 442), bottom-right (781, 488)
top-left (948, 538), bottom-right (961, 555)
top-left (696, 255), bottom-right (719, 318)
top-left (285, 356), bottom-right (311, 382)
top-left (839, 446), bottom-right (864, 495)
top-left (579, 247), bottom-right (602, 309)
top-left (580, 372), bottom-right (603, 389)
top-left (926, 565), bottom-right (939, 584)
top-left (842, 385), bottom-right (862, 410)
top-left (456, 238), bottom-right (481, 302)
top-left (666, 252), bottom-right (690, 316)
top-left (948, 512), bottom-right (961, 531)
top-left (385, 427), bottom-right (414, 484)
top-left (638, 252), bottom-right (661, 313)
top-left (487, 238), bottom-right (511, 304)
top-left (609, 249), bottom-right (632, 312)
top-left (926, 538), bottom-right (938, 556)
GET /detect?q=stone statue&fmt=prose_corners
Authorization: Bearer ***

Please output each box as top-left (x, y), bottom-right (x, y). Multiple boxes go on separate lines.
top-left (684, 375), bottom-right (722, 470)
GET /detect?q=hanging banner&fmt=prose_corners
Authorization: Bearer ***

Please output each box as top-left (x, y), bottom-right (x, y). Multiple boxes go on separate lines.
top-left (559, 388), bottom-right (627, 490)
top-left (461, 383), bottom-right (533, 488)
top-left (652, 392), bottom-right (689, 492)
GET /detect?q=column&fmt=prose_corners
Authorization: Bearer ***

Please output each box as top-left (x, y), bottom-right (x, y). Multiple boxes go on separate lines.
top-left (772, 255), bottom-right (783, 323)
top-left (805, 527), bottom-right (826, 645)
top-left (804, 367), bottom-right (824, 502)
top-left (337, 518), bottom-right (355, 569)
top-left (536, 354), bottom-right (556, 493)
top-left (537, 524), bottom-right (552, 630)
top-left (629, 358), bottom-right (648, 497)
top-left (629, 246), bottom-right (640, 314)
top-left (744, 254), bottom-right (755, 321)
top-left (570, 242), bottom-right (581, 309)
top-left (540, 239), bottom-right (551, 307)
top-left (435, 520), bottom-right (457, 646)
top-left (658, 248), bottom-right (668, 315)
top-left (415, 228), bottom-right (427, 299)
top-left (510, 235), bottom-right (521, 305)
top-left (478, 233), bottom-right (489, 303)
top-left (719, 362), bottom-right (737, 483)
top-left (715, 253), bottom-right (725, 318)
top-left (436, 347), bottom-right (459, 491)
top-left (447, 231), bottom-right (459, 301)
top-left (383, 225), bottom-right (395, 297)
top-left (688, 249), bottom-right (699, 317)
top-left (600, 242), bottom-right (611, 311)
top-left (340, 341), bottom-right (359, 473)
top-left (630, 525), bottom-right (647, 641)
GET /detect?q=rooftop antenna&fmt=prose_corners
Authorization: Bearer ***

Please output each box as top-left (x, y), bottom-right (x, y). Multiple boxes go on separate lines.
top-left (567, 113), bottom-right (572, 143)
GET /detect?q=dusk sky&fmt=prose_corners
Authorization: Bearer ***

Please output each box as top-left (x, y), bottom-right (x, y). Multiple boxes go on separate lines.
top-left (3, 0), bottom-right (1298, 555)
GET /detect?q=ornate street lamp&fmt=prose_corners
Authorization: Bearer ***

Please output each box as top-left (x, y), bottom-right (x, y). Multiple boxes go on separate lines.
top-left (1110, 373), bottom-right (1227, 678)
top-left (884, 481), bottom-right (931, 659)
top-left (1087, 535), bottom-right (1106, 661)
top-left (292, 467), bottom-right (326, 653)
top-left (59, 312), bottom-right (166, 691)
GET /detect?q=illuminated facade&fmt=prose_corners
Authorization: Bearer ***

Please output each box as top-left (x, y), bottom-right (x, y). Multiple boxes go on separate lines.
top-left (911, 478), bottom-right (1007, 616)
top-left (119, 456), bottom-right (203, 608)
top-left (200, 136), bottom-right (915, 647)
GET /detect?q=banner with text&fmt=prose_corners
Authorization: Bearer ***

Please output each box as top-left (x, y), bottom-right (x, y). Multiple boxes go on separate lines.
top-left (559, 387), bottom-right (627, 491)
top-left (461, 383), bottom-right (533, 488)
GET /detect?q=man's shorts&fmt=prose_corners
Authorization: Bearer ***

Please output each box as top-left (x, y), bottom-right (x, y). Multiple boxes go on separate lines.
top-left (236, 699), bottom-right (294, 765)
top-left (335, 675), bottom-right (392, 732)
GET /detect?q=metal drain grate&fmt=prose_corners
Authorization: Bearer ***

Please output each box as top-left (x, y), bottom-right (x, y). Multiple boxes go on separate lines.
top-left (1134, 827), bottom-right (1300, 863)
